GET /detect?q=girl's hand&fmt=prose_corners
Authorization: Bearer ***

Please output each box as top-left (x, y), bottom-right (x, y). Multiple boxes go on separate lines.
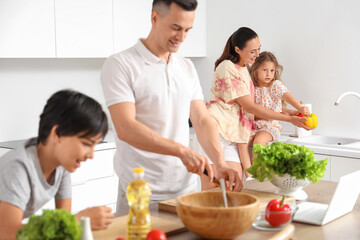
top-left (299, 106), bottom-right (311, 117)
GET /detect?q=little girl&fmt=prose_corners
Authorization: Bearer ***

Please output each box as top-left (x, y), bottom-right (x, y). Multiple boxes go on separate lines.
top-left (239, 51), bottom-right (310, 178)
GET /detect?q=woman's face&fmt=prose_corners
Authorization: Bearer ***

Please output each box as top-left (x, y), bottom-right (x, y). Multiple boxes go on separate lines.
top-left (257, 61), bottom-right (276, 87)
top-left (236, 37), bottom-right (261, 66)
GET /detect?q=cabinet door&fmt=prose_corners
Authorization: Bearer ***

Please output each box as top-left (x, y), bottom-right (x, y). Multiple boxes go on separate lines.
top-left (55, 0), bottom-right (113, 57)
top-left (113, 0), bottom-right (152, 53)
top-left (113, 0), bottom-right (206, 57)
top-left (331, 156), bottom-right (360, 182)
top-left (71, 149), bottom-right (114, 184)
top-left (0, 0), bottom-right (55, 57)
top-left (313, 154), bottom-right (331, 181)
top-left (178, 0), bottom-right (206, 57)
top-left (0, 148), bottom-right (11, 157)
top-left (72, 176), bottom-right (117, 213)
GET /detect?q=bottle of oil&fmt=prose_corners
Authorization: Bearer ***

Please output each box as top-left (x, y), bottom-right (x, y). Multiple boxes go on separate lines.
top-left (127, 168), bottom-right (152, 240)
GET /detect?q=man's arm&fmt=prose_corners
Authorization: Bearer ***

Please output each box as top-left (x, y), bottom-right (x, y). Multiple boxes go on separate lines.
top-left (189, 100), bottom-right (242, 191)
top-left (109, 102), bottom-right (213, 179)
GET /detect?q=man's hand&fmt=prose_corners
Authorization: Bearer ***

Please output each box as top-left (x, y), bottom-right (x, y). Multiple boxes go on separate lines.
top-left (76, 206), bottom-right (114, 231)
top-left (216, 164), bottom-right (243, 192)
top-left (178, 146), bottom-right (214, 182)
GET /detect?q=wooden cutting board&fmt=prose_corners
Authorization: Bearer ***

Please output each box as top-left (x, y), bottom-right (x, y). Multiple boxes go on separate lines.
top-left (93, 215), bottom-right (186, 240)
top-left (158, 189), bottom-right (296, 213)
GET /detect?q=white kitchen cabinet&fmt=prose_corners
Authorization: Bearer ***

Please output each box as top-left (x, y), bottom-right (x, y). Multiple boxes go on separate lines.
top-left (72, 176), bottom-right (117, 213)
top-left (113, 0), bottom-right (152, 53)
top-left (55, 0), bottom-right (114, 58)
top-left (331, 156), bottom-right (360, 182)
top-left (71, 148), bottom-right (118, 213)
top-left (178, 0), bottom-right (206, 57)
top-left (0, 148), bottom-right (11, 157)
top-left (113, 0), bottom-right (206, 57)
top-left (71, 149), bottom-right (114, 184)
top-left (0, 0), bottom-right (56, 57)
top-left (313, 154), bottom-right (331, 181)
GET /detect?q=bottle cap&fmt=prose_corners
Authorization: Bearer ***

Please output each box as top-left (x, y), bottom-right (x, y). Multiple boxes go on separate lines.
top-left (133, 168), bottom-right (144, 174)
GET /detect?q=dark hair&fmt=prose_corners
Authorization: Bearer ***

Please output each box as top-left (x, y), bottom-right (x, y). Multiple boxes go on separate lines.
top-left (250, 51), bottom-right (283, 87)
top-left (152, 0), bottom-right (198, 12)
top-left (215, 27), bottom-right (258, 70)
top-left (38, 90), bottom-right (108, 144)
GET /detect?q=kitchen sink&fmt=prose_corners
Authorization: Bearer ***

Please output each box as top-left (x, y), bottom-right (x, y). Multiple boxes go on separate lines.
top-left (288, 135), bottom-right (360, 147)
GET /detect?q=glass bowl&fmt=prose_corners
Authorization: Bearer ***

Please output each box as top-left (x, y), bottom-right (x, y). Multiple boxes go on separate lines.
top-left (252, 202), bottom-right (298, 231)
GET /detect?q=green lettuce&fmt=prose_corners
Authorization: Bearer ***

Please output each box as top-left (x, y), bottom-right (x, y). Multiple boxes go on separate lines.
top-left (247, 142), bottom-right (328, 183)
top-left (17, 209), bottom-right (82, 240)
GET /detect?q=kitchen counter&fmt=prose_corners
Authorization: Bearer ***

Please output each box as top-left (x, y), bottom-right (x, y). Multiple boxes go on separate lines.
top-left (99, 179), bottom-right (360, 240)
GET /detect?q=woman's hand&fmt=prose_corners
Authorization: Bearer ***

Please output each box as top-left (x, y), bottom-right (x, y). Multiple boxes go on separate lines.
top-left (76, 206), bottom-right (114, 231)
top-left (282, 107), bottom-right (298, 116)
top-left (289, 116), bottom-right (313, 130)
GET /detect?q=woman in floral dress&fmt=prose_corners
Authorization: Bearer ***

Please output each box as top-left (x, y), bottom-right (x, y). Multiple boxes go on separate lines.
top-left (202, 27), bottom-right (310, 189)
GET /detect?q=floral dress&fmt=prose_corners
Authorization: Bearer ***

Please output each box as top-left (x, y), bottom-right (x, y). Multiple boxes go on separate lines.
top-left (254, 80), bottom-right (288, 140)
top-left (206, 60), bottom-right (255, 143)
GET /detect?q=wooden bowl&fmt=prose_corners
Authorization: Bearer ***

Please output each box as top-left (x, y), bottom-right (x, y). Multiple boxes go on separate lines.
top-left (176, 191), bottom-right (260, 239)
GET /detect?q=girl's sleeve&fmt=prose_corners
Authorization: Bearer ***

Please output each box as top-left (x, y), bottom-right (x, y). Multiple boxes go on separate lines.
top-left (271, 80), bottom-right (288, 98)
top-left (212, 62), bottom-right (250, 103)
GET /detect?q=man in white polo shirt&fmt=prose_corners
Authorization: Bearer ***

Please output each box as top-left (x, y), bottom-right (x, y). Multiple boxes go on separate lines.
top-left (101, 0), bottom-right (242, 212)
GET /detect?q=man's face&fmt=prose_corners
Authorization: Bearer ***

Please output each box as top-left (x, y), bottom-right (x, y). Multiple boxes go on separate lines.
top-left (153, 3), bottom-right (195, 54)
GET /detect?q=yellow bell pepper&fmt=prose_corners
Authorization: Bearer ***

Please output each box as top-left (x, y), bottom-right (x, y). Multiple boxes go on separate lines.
top-left (304, 113), bottom-right (318, 128)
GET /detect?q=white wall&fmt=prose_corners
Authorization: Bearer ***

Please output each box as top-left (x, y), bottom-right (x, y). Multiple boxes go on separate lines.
top-left (1, 0), bottom-right (360, 142)
top-left (0, 59), bottom-right (107, 142)
top-left (192, 0), bottom-right (360, 138)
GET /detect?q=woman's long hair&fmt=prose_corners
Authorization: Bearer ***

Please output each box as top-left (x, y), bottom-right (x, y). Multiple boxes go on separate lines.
top-left (214, 27), bottom-right (258, 70)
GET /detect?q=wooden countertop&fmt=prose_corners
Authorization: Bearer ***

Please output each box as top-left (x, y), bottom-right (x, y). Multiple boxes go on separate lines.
top-left (96, 180), bottom-right (360, 240)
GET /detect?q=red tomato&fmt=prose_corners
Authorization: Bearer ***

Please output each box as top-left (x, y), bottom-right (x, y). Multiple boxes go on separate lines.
top-left (146, 229), bottom-right (167, 240)
top-left (265, 196), bottom-right (292, 227)
top-left (297, 113), bottom-right (304, 117)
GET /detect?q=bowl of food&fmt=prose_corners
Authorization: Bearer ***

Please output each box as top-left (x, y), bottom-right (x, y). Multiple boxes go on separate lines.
top-left (252, 199), bottom-right (298, 231)
top-left (176, 191), bottom-right (260, 239)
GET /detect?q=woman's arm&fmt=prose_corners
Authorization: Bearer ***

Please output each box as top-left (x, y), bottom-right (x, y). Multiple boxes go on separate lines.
top-left (236, 95), bottom-right (311, 129)
top-left (283, 92), bottom-right (310, 116)
top-left (0, 201), bottom-right (24, 240)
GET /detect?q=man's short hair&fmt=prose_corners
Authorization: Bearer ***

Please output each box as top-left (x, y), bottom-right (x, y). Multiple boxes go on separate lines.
top-left (152, 0), bottom-right (197, 16)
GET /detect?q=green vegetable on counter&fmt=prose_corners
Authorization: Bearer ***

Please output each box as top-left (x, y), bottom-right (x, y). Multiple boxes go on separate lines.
top-left (247, 142), bottom-right (328, 183)
top-left (17, 209), bottom-right (82, 240)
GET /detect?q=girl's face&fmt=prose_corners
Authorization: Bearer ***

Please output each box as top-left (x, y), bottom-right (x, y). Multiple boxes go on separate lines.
top-left (54, 133), bottom-right (103, 173)
top-left (235, 37), bottom-right (261, 66)
top-left (257, 61), bottom-right (276, 87)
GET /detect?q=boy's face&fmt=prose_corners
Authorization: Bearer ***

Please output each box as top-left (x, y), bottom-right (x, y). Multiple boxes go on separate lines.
top-left (55, 133), bottom-right (103, 172)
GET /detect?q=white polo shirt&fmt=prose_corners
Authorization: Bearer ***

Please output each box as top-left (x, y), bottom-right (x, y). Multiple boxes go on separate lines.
top-left (101, 40), bottom-right (204, 200)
